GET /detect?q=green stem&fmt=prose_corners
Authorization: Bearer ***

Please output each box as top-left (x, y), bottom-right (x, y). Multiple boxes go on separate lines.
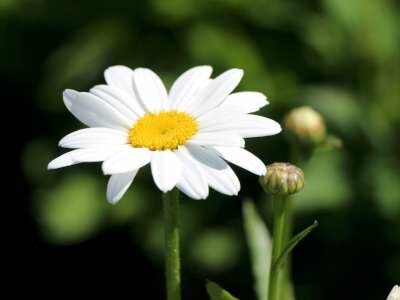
top-left (282, 202), bottom-right (295, 300)
top-left (268, 195), bottom-right (290, 300)
top-left (163, 189), bottom-right (181, 300)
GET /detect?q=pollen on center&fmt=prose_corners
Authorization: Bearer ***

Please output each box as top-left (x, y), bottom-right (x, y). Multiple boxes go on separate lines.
top-left (129, 110), bottom-right (198, 151)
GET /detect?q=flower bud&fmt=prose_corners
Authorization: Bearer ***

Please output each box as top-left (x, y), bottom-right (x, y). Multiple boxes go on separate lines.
top-left (284, 106), bottom-right (327, 145)
top-left (387, 285), bottom-right (400, 300)
top-left (260, 163), bottom-right (304, 196)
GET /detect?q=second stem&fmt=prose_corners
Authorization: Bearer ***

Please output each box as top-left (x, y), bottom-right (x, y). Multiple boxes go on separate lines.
top-left (269, 195), bottom-right (290, 300)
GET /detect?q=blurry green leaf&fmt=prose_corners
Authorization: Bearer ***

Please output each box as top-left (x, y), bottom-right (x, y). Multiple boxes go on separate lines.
top-left (191, 228), bottom-right (240, 272)
top-left (243, 200), bottom-right (271, 300)
top-left (186, 22), bottom-right (299, 105)
top-left (0, 0), bottom-right (18, 13)
top-left (364, 101), bottom-right (398, 151)
top-left (304, 16), bottom-right (348, 66)
top-left (272, 221), bottom-right (318, 272)
top-left (303, 86), bottom-right (363, 135)
top-left (187, 24), bottom-right (263, 74)
top-left (152, 0), bottom-right (244, 23)
top-left (38, 20), bottom-right (133, 112)
top-left (206, 281), bottom-right (239, 300)
top-left (36, 173), bottom-right (107, 244)
top-left (293, 151), bottom-right (351, 212)
top-left (324, 0), bottom-right (367, 29)
top-left (372, 66), bottom-right (400, 125)
top-left (242, 0), bottom-right (302, 28)
top-left (151, 0), bottom-right (200, 22)
top-left (323, 0), bottom-right (398, 62)
top-left (365, 157), bottom-right (400, 219)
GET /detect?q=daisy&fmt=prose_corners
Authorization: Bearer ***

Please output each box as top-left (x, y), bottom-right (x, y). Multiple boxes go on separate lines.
top-left (48, 66), bottom-right (281, 203)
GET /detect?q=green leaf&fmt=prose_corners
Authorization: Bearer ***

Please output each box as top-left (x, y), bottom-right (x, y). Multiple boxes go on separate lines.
top-left (242, 200), bottom-right (272, 300)
top-left (272, 221), bottom-right (318, 272)
top-left (206, 281), bottom-right (239, 300)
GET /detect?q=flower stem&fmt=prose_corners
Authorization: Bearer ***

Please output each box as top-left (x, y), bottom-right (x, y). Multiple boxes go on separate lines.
top-left (282, 202), bottom-right (295, 300)
top-left (268, 195), bottom-right (290, 300)
top-left (163, 189), bottom-right (181, 300)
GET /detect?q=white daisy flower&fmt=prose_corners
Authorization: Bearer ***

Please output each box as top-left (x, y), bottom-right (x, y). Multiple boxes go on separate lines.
top-left (48, 66), bottom-right (281, 203)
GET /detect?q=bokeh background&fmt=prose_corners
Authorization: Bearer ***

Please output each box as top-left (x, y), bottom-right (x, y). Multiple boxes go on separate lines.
top-left (5, 0), bottom-right (399, 299)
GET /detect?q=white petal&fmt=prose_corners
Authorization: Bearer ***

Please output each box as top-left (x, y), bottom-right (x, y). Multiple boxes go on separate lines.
top-left (47, 151), bottom-right (78, 169)
top-left (133, 68), bottom-right (168, 112)
top-left (189, 68), bottom-right (243, 117)
top-left (102, 147), bottom-right (152, 174)
top-left (63, 89), bottom-right (132, 130)
top-left (90, 85), bottom-right (143, 120)
top-left (187, 145), bottom-right (240, 196)
top-left (175, 147), bottom-right (208, 199)
top-left (387, 285), bottom-right (400, 300)
top-left (72, 147), bottom-right (127, 162)
top-left (103, 66), bottom-right (146, 116)
top-left (188, 132), bottom-right (245, 148)
top-left (169, 66), bottom-right (213, 110)
top-left (47, 147), bottom-right (122, 169)
top-left (213, 146), bottom-right (266, 176)
top-left (59, 128), bottom-right (128, 149)
top-left (151, 150), bottom-right (182, 192)
top-left (219, 92), bottom-right (269, 113)
top-left (107, 170), bottom-right (138, 204)
top-left (104, 65), bottom-right (135, 94)
top-left (197, 108), bottom-right (239, 129)
top-left (200, 114), bottom-right (282, 138)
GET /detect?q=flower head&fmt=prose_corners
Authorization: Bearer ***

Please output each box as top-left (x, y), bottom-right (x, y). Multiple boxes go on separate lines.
top-left (284, 106), bottom-right (326, 145)
top-left (260, 162), bottom-right (304, 195)
top-left (388, 285), bottom-right (400, 300)
top-left (48, 66), bottom-right (281, 203)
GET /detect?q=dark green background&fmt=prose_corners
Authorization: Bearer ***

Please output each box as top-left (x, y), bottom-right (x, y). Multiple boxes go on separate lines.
top-left (5, 0), bottom-right (399, 299)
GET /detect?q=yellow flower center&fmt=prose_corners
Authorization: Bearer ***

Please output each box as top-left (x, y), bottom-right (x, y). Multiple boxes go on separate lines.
top-left (129, 111), bottom-right (198, 151)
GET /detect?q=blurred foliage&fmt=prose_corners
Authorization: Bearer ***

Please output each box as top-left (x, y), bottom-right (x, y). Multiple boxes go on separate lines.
top-left (6, 0), bottom-right (399, 299)
top-left (365, 157), bottom-right (400, 219)
top-left (34, 173), bottom-right (107, 244)
top-left (293, 150), bottom-right (351, 212)
top-left (190, 228), bottom-right (240, 271)
top-left (243, 200), bottom-right (272, 300)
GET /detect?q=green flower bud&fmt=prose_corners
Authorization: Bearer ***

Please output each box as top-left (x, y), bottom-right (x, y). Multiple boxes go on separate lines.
top-left (284, 106), bottom-right (327, 145)
top-left (260, 163), bottom-right (304, 196)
